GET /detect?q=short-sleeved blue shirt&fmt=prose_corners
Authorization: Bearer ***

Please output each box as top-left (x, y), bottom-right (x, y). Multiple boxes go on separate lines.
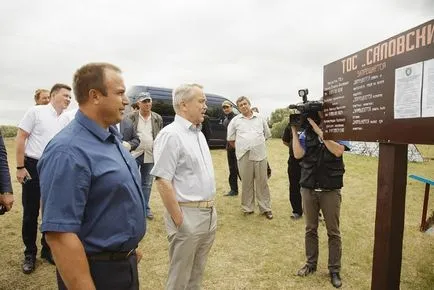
top-left (38, 110), bottom-right (146, 254)
top-left (299, 131), bottom-right (351, 151)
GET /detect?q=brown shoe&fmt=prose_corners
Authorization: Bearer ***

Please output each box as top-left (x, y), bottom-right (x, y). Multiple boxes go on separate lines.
top-left (264, 211), bottom-right (273, 220)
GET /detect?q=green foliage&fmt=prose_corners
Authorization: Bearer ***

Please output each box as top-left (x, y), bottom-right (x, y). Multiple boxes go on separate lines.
top-left (268, 108), bottom-right (290, 127)
top-left (269, 107), bottom-right (299, 138)
top-left (270, 119), bottom-right (288, 138)
top-left (0, 125), bottom-right (18, 137)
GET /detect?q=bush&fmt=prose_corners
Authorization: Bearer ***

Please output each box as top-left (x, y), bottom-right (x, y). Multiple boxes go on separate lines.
top-left (0, 125), bottom-right (18, 137)
top-left (271, 119), bottom-right (288, 138)
top-left (269, 108), bottom-right (290, 128)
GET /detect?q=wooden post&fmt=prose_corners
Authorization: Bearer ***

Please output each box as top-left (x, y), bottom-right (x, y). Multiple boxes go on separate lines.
top-left (420, 183), bottom-right (431, 231)
top-left (371, 143), bottom-right (408, 290)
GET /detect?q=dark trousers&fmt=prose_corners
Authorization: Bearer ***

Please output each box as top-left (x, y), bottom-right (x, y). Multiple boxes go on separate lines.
top-left (227, 148), bottom-right (239, 192)
top-left (22, 157), bottom-right (49, 257)
top-left (56, 254), bottom-right (139, 290)
top-left (288, 157), bottom-right (302, 215)
top-left (301, 188), bottom-right (342, 273)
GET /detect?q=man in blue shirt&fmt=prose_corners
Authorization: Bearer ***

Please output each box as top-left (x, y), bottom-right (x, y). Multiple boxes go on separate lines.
top-left (292, 112), bottom-right (350, 289)
top-left (38, 63), bottom-right (146, 290)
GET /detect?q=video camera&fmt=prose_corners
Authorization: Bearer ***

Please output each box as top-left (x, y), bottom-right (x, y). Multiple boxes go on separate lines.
top-left (288, 89), bottom-right (323, 129)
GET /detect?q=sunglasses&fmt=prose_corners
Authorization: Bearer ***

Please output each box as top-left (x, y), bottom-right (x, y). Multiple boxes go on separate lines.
top-left (222, 105), bottom-right (230, 109)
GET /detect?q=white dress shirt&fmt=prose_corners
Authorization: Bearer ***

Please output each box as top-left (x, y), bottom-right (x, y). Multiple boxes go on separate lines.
top-left (227, 112), bottom-right (271, 161)
top-left (150, 115), bottom-right (216, 202)
top-left (18, 104), bottom-right (66, 159)
top-left (58, 108), bottom-right (77, 129)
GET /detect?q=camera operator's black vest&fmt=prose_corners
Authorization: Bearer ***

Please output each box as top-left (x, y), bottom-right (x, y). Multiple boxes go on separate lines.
top-left (299, 130), bottom-right (345, 190)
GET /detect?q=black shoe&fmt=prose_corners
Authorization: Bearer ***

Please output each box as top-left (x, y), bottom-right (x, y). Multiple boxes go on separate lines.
top-left (224, 190), bottom-right (238, 196)
top-left (264, 211), bottom-right (273, 220)
top-left (22, 255), bottom-right (36, 274)
top-left (41, 250), bottom-right (55, 265)
top-left (330, 272), bottom-right (342, 288)
top-left (290, 213), bottom-right (302, 220)
top-left (297, 264), bottom-right (316, 276)
top-left (243, 211), bottom-right (254, 216)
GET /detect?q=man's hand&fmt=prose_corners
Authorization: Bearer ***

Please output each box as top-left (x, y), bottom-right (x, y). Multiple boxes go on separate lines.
top-left (122, 141), bottom-right (132, 151)
top-left (307, 118), bottom-right (323, 139)
top-left (155, 177), bottom-right (185, 229)
top-left (172, 211), bottom-right (184, 229)
top-left (0, 194), bottom-right (14, 211)
top-left (136, 249), bottom-right (143, 264)
top-left (291, 126), bottom-right (305, 159)
top-left (16, 168), bottom-right (30, 184)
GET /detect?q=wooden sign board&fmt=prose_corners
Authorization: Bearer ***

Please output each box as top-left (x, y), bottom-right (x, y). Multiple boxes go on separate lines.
top-left (323, 19), bottom-right (434, 145)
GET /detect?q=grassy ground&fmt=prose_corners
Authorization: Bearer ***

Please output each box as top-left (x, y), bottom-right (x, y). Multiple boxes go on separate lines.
top-left (0, 138), bottom-right (433, 289)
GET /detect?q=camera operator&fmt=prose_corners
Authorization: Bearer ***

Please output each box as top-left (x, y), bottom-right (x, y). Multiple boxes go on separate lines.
top-left (0, 132), bottom-right (14, 214)
top-left (292, 111), bottom-right (349, 289)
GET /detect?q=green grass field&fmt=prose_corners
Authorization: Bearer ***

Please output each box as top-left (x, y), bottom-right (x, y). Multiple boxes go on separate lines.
top-left (1, 138), bottom-right (433, 289)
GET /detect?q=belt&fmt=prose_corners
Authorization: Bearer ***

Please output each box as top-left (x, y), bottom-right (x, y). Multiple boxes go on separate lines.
top-left (178, 200), bottom-right (215, 208)
top-left (24, 156), bottom-right (39, 162)
top-left (87, 249), bottom-right (136, 261)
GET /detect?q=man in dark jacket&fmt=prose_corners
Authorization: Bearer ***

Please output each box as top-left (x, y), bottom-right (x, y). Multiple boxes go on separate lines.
top-left (222, 100), bottom-right (239, 196)
top-left (282, 123), bottom-right (302, 219)
top-left (0, 133), bottom-right (14, 213)
top-left (292, 112), bottom-right (350, 288)
top-left (118, 117), bottom-right (140, 152)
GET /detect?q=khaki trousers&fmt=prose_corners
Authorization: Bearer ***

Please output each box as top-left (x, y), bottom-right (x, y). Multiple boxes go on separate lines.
top-left (301, 187), bottom-right (342, 273)
top-left (164, 206), bottom-right (217, 290)
top-left (238, 151), bottom-right (271, 213)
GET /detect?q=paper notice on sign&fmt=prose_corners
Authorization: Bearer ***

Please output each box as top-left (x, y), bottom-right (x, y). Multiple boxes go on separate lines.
top-left (422, 58), bottom-right (434, 118)
top-left (394, 62), bottom-right (423, 119)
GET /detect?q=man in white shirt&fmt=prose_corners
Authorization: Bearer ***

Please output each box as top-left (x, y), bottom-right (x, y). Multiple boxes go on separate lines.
top-left (151, 84), bottom-right (217, 290)
top-left (58, 107), bottom-right (78, 128)
top-left (227, 96), bottom-right (273, 219)
top-left (15, 83), bottom-right (71, 274)
top-left (128, 92), bottom-right (163, 220)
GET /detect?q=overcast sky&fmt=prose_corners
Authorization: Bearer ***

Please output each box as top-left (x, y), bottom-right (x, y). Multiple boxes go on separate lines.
top-left (0, 0), bottom-right (432, 125)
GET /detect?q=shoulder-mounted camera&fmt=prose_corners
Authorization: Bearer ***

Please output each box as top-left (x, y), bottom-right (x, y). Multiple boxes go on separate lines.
top-left (288, 89), bottom-right (323, 129)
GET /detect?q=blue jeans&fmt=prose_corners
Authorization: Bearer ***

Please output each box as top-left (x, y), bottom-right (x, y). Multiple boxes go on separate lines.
top-left (136, 155), bottom-right (154, 214)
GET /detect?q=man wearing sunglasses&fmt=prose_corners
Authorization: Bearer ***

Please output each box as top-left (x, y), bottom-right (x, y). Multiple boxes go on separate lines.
top-left (222, 100), bottom-right (239, 197)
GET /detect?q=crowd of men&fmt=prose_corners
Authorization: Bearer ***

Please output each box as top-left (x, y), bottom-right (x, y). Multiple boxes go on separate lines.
top-left (0, 62), bottom-right (349, 289)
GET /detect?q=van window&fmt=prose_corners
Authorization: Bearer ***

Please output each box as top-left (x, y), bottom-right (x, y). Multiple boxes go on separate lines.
top-left (206, 98), bottom-right (238, 119)
top-left (152, 98), bottom-right (174, 116)
top-left (206, 100), bottom-right (223, 119)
